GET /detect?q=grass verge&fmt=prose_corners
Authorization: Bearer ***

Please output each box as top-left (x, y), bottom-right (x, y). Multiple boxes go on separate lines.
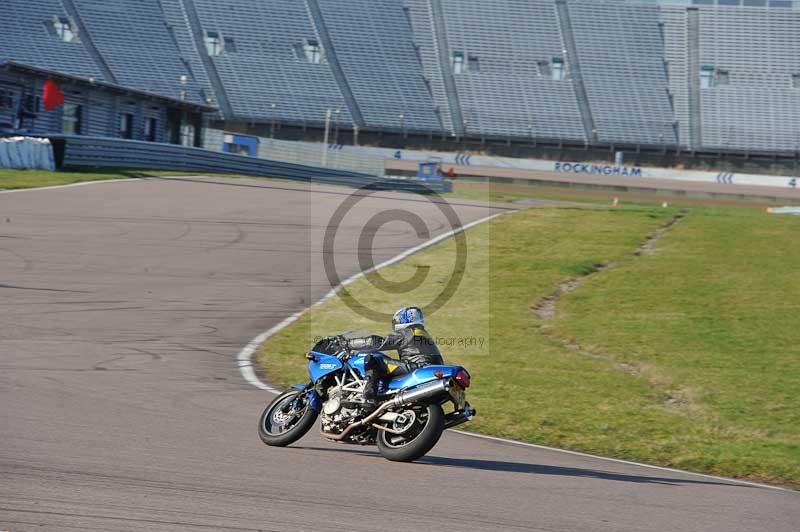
top-left (257, 203), bottom-right (799, 488)
top-left (0, 168), bottom-right (215, 190)
top-left (0, 168), bottom-right (368, 192)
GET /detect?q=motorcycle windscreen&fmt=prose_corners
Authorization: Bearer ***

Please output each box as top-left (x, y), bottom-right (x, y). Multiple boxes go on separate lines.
top-left (387, 365), bottom-right (463, 390)
top-left (307, 353), bottom-right (344, 382)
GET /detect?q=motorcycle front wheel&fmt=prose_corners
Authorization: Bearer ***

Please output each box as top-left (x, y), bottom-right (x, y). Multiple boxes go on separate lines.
top-left (258, 390), bottom-right (318, 447)
top-left (376, 403), bottom-right (445, 462)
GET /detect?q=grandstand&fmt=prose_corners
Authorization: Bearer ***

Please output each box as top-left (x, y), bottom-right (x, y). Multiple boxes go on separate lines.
top-left (2, 0), bottom-right (799, 158)
top-left (70, 0), bottom-right (204, 102)
top-left (697, 7), bottom-right (800, 152)
top-left (316, 0), bottom-right (441, 133)
top-left (2, 0), bottom-right (107, 81)
top-left (427, 0), bottom-right (587, 142)
top-left (187, 0), bottom-right (351, 126)
top-left (569, 1), bottom-right (678, 145)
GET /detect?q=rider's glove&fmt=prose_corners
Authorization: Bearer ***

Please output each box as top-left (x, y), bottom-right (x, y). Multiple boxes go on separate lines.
top-left (333, 336), bottom-right (350, 360)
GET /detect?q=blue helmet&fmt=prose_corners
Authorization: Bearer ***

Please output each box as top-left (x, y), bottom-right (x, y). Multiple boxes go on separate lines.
top-left (392, 306), bottom-right (424, 330)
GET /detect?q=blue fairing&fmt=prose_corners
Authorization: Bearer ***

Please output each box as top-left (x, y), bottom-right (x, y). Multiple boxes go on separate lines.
top-left (307, 352), bottom-right (344, 382)
top-left (309, 350), bottom-right (463, 391)
top-left (347, 352), bottom-right (392, 378)
top-left (387, 365), bottom-right (464, 390)
top-left (305, 389), bottom-right (322, 412)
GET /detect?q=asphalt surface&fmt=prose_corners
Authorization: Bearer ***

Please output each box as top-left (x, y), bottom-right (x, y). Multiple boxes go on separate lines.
top-left (1, 177), bottom-right (797, 532)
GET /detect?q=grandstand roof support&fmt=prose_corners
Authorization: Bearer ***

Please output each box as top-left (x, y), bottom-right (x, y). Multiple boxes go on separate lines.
top-left (60, 0), bottom-right (118, 84)
top-left (686, 7), bottom-right (703, 151)
top-left (181, 0), bottom-right (234, 119)
top-left (429, 0), bottom-right (465, 137)
top-left (305, 0), bottom-right (366, 129)
top-left (554, 0), bottom-right (597, 144)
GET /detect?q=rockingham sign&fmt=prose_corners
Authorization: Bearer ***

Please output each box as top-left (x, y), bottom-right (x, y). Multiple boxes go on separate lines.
top-left (551, 160), bottom-right (796, 188)
top-left (554, 162), bottom-right (643, 177)
top-left (336, 142), bottom-right (797, 190)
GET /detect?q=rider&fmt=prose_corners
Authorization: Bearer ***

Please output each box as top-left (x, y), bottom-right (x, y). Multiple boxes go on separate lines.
top-left (345, 306), bottom-right (443, 412)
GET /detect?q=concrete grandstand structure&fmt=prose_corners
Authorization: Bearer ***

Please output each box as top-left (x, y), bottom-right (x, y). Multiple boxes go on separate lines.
top-left (2, 0), bottom-right (799, 157)
top-left (1, 0), bottom-right (213, 144)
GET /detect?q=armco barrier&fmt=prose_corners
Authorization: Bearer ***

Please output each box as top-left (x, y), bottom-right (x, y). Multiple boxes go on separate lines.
top-left (48, 135), bottom-right (451, 193)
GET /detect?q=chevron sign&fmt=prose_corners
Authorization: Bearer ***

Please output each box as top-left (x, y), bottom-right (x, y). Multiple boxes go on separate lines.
top-left (455, 152), bottom-right (472, 165)
top-left (716, 172), bottom-right (735, 184)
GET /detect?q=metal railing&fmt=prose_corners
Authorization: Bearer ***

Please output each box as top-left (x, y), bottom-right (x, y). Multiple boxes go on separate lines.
top-left (48, 135), bottom-right (451, 193)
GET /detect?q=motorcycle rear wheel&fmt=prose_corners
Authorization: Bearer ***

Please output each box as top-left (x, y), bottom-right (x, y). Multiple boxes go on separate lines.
top-left (258, 390), bottom-right (318, 447)
top-left (376, 404), bottom-right (445, 462)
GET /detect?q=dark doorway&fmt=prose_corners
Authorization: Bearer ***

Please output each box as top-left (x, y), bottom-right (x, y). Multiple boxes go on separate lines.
top-left (166, 108), bottom-right (182, 144)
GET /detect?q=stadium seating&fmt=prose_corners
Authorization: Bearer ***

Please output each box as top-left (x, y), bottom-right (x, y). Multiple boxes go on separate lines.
top-left (2, 0), bottom-right (800, 153)
top-left (404, 0), bottom-right (458, 135)
top-left (1, 0), bottom-right (108, 81)
top-left (660, 6), bottom-right (693, 147)
top-left (569, 1), bottom-right (678, 145)
top-left (697, 7), bottom-right (800, 152)
top-left (430, 0), bottom-right (587, 142)
top-left (189, 0), bottom-right (352, 125)
top-left (70, 0), bottom-right (202, 102)
top-left (159, 0), bottom-right (218, 107)
top-left (317, 0), bottom-right (441, 132)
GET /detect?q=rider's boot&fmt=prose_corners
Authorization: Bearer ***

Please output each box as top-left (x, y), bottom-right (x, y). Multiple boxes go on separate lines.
top-left (362, 360), bottom-right (415, 415)
top-left (360, 354), bottom-right (385, 415)
top-left (361, 383), bottom-right (379, 415)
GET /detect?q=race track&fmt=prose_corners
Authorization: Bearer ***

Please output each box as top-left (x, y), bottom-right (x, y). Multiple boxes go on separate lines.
top-left (1, 177), bottom-right (797, 532)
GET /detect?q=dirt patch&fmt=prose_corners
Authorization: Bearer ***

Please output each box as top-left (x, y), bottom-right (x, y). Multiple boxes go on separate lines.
top-left (532, 262), bottom-right (613, 320)
top-left (532, 212), bottom-right (699, 415)
top-left (637, 212), bottom-right (686, 256)
top-left (556, 338), bottom-right (700, 416)
top-left (533, 212), bottom-right (686, 321)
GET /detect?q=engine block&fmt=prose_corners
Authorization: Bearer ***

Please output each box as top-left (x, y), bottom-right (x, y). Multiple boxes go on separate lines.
top-left (320, 385), bottom-right (361, 433)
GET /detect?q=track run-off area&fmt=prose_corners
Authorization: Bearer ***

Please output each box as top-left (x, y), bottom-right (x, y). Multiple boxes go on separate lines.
top-left (1, 177), bottom-right (797, 532)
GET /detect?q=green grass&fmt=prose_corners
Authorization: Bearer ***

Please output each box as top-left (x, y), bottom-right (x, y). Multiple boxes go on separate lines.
top-left (549, 207), bottom-right (800, 485)
top-left (0, 168), bottom-right (213, 190)
top-left (0, 168), bottom-right (370, 192)
top-left (257, 203), bottom-right (800, 487)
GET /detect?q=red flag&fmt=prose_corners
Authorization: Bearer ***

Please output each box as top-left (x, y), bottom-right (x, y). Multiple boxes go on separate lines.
top-left (43, 80), bottom-right (65, 112)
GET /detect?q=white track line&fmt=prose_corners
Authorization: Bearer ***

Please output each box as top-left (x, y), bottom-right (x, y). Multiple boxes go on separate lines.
top-left (449, 430), bottom-right (792, 492)
top-left (0, 177), bottom-right (140, 194)
top-left (237, 314), bottom-right (303, 393)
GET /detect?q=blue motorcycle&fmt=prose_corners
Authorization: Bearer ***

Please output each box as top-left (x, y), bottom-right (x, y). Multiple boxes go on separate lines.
top-left (258, 335), bottom-right (475, 462)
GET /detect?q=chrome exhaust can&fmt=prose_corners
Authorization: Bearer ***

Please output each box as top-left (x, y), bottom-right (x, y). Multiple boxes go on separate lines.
top-left (390, 379), bottom-right (450, 407)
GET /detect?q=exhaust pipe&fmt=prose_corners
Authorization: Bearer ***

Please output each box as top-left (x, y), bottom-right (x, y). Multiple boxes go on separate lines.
top-left (322, 379), bottom-right (450, 441)
top-left (444, 405), bottom-right (476, 429)
top-left (389, 379), bottom-right (449, 407)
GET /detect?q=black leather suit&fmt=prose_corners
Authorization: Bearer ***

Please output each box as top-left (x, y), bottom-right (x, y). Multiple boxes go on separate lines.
top-left (346, 324), bottom-right (443, 401)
